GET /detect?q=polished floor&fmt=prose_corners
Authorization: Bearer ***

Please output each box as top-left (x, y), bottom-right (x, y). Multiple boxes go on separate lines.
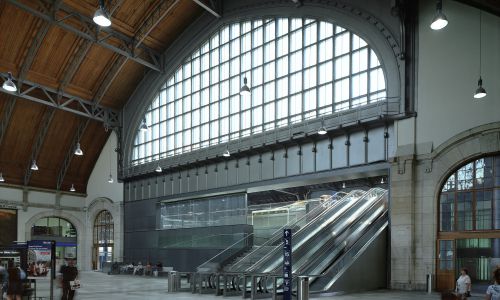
top-left (30, 271), bottom-right (484, 299)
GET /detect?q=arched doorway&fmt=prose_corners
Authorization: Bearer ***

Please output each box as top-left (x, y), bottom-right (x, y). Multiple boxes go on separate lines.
top-left (436, 154), bottom-right (500, 292)
top-left (31, 217), bottom-right (77, 271)
top-left (93, 210), bottom-right (114, 270)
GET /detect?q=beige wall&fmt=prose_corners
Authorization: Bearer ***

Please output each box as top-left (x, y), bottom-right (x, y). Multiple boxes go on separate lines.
top-left (0, 131), bottom-right (123, 271)
top-left (390, 0), bottom-right (500, 290)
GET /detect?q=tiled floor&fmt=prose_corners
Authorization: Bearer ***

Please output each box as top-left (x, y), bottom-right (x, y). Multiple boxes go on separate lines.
top-left (30, 271), bottom-right (484, 299)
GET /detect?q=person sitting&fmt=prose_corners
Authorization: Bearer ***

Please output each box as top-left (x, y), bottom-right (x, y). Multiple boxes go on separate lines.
top-left (133, 262), bottom-right (143, 275)
top-left (486, 268), bottom-right (500, 300)
top-left (144, 262), bottom-right (152, 276)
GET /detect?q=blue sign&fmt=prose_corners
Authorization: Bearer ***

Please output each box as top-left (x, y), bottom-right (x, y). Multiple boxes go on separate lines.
top-left (283, 229), bottom-right (292, 300)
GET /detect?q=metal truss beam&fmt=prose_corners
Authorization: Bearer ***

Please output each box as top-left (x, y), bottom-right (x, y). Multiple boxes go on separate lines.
top-left (0, 96), bottom-right (16, 146)
top-left (0, 72), bottom-right (120, 126)
top-left (134, 0), bottom-right (180, 49)
top-left (58, 0), bottom-right (122, 96)
top-left (6, 0), bottom-right (162, 72)
top-left (24, 109), bottom-right (56, 186)
top-left (93, 55), bottom-right (128, 105)
top-left (56, 118), bottom-right (90, 190)
top-left (192, 0), bottom-right (221, 18)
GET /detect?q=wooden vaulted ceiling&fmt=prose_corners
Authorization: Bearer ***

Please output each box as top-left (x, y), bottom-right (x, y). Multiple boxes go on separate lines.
top-left (0, 0), bottom-right (203, 193)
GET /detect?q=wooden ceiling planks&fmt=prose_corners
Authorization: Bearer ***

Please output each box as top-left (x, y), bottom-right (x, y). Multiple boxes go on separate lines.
top-left (149, 0), bottom-right (203, 50)
top-left (0, 0), bottom-right (205, 193)
top-left (0, 101), bottom-right (48, 185)
top-left (0, 2), bottom-right (40, 73)
top-left (69, 45), bottom-right (116, 96)
top-left (100, 60), bottom-right (145, 109)
top-left (29, 109), bottom-right (80, 189)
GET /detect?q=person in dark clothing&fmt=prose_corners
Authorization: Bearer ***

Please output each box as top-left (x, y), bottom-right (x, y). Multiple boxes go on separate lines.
top-left (59, 259), bottom-right (78, 300)
top-left (6, 261), bottom-right (23, 300)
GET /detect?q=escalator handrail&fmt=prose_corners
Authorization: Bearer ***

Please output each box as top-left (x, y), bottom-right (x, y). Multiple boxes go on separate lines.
top-left (224, 191), bottom-right (357, 272)
top-left (314, 210), bottom-right (389, 292)
top-left (245, 189), bottom-right (382, 273)
top-left (199, 192), bottom-right (346, 271)
top-left (291, 192), bottom-right (388, 276)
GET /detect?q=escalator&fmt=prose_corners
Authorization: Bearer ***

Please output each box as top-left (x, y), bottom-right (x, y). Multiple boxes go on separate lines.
top-left (224, 190), bottom-right (367, 273)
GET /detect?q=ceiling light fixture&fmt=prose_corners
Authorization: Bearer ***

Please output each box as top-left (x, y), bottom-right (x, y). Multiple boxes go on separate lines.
top-left (0, 173), bottom-right (4, 182)
top-left (139, 118), bottom-right (149, 132)
top-left (93, 0), bottom-right (111, 27)
top-left (474, 11), bottom-right (487, 99)
top-left (318, 119), bottom-right (327, 135)
top-left (69, 184), bottom-right (76, 192)
top-left (107, 173), bottom-right (114, 183)
top-left (2, 72), bottom-right (17, 92)
top-left (30, 160), bottom-right (39, 171)
top-left (223, 146), bottom-right (230, 157)
top-left (342, 182), bottom-right (346, 189)
top-left (155, 164), bottom-right (162, 173)
top-left (74, 142), bottom-right (83, 156)
top-left (430, 0), bottom-right (448, 30)
top-left (240, 76), bottom-right (251, 96)
top-left (381, 177), bottom-right (385, 184)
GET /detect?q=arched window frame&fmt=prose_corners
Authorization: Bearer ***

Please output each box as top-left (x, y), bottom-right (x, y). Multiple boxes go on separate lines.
top-left (132, 16), bottom-right (388, 166)
top-left (123, 2), bottom-right (403, 172)
top-left (93, 210), bottom-right (114, 245)
top-left (438, 154), bottom-right (500, 232)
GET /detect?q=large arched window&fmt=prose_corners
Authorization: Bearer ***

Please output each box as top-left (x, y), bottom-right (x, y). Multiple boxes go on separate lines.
top-left (93, 210), bottom-right (114, 269)
top-left (439, 154), bottom-right (500, 232)
top-left (132, 17), bottom-right (386, 165)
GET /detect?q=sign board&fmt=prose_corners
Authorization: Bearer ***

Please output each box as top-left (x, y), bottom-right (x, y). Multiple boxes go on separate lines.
top-left (27, 240), bottom-right (52, 278)
top-left (283, 229), bottom-right (292, 300)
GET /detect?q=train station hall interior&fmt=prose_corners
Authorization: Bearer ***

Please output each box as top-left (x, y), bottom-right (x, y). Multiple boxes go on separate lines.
top-left (0, 0), bottom-right (499, 298)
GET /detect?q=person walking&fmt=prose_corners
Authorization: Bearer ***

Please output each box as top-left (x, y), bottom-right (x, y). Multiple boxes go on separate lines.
top-left (486, 268), bottom-right (500, 300)
top-left (456, 268), bottom-right (471, 299)
top-left (6, 261), bottom-right (23, 300)
top-left (59, 259), bottom-right (78, 300)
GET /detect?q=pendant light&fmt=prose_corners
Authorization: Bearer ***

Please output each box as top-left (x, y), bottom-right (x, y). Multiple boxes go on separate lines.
top-left (240, 76), bottom-right (251, 96)
top-left (430, 0), bottom-right (448, 30)
top-left (342, 182), bottom-right (346, 189)
top-left (0, 173), bottom-right (4, 182)
top-left (31, 160), bottom-right (39, 171)
top-left (223, 145), bottom-right (230, 157)
top-left (93, 0), bottom-right (111, 27)
top-left (2, 72), bottom-right (17, 92)
top-left (473, 11), bottom-right (487, 99)
top-left (318, 119), bottom-right (327, 135)
top-left (139, 118), bottom-right (148, 131)
top-left (69, 184), bottom-right (76, 192)
top-left (107, 145), bottom-right (114, 183)
top-left (74, 142), bottom-right (83, 156)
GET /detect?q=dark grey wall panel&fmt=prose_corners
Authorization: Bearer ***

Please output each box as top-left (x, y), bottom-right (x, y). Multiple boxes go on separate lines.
top-left (368, 127), bottom-right (385, 162)
top-left (188, 171), bottom-right (198, 192)
top-left (332, 136), bottom-right (348, 169)
top-left (217, 162), bottom-right (228, 187)
top-left (302, 144), bottom-right (316, 174)
top-left (249, 155), bottom-right (261, 182)
top-left (274, 149), bottom-right (286, 178)
top-left (238, 160), bottom-right (250, 184)
top-left (150, 180), bottom-right (157, 198)
top-left (124, 183), bottom-right (130, 202)
top-left (316, 139), bottom-right (331, 171)
top-left (198, 173), bottom-right (207, 191)
top-left (207, 167), bottom-right (217, 189)
top-left (227, 161), bottom-right (238, 186)
top-left (287, 145), bottom-right (300, 176)
top-left (261, 152), bottom-right (274, 180)
top-left (350, 131), bottom-right (366, 166)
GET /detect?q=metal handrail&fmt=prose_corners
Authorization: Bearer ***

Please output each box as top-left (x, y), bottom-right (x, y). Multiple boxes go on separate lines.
top-left (197, 193), bottom-right (345, 271)
top-left (226, 191), bottom-right (361, 272)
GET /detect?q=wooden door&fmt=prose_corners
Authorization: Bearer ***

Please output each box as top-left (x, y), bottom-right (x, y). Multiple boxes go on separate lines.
top-left (436, 239), bottom-right (456, 291)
